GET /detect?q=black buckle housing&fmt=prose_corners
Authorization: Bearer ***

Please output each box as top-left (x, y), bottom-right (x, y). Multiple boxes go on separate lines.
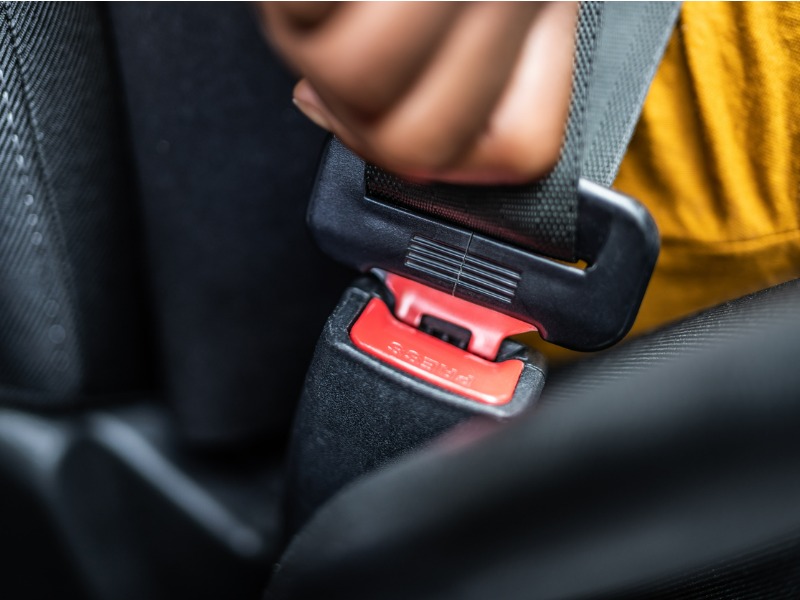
top-left (308, 138), bottom-right (659, 352)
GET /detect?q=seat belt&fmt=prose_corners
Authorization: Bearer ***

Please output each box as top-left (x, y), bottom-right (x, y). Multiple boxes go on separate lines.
top-left (309, 2), bottom-right (680, 353)
top-left (287, 1), bottom-right (681, 531)
top-left (364, 1), bottom-right (603, 265)
top-left (363, 2), bottom-right (679, 262)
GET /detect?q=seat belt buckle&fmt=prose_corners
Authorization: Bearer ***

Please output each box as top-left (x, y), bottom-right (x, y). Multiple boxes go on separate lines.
top-left (285, 275), bottom-right (545, 529)
top-left (350, 272), bottom-right (543, 409)
top-left (309, 138), bottom-right (660, 352)
top-left (288, 134), bottom-right (662, 522)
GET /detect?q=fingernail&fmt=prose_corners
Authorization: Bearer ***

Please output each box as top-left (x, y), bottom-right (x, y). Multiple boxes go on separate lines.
top-left (293, 96), bottom-right (332, 131)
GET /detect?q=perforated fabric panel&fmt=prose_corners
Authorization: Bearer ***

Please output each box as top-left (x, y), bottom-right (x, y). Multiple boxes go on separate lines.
top-left (0, 3), bottom-right (150, 406)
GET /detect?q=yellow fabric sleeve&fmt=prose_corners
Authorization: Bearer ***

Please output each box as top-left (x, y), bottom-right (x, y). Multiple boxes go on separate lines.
top-left (525, 2), bottom-right (800, 362)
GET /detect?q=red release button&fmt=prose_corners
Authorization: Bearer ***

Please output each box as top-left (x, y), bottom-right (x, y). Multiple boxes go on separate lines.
top-left (384, 273), bottom-right (533, 361)
top-left (350, 298), bottom-right (523, 406)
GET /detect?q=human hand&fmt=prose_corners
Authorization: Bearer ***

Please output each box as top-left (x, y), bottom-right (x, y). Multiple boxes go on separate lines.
top-left (259, 2), bottom-right (577, 185)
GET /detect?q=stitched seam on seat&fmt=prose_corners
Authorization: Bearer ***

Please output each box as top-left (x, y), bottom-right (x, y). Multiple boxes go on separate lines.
top-left (1, 2), bottom-right (80, 376)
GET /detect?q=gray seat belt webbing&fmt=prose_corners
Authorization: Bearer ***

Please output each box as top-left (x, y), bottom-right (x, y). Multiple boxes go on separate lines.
top-left (583, 1), bottom-right (682, 186)
top-left (364, 1), bottom-right (680, 262)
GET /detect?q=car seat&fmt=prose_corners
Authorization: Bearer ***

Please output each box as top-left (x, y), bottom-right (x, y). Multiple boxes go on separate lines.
top-left (2, 4), bottom-right (800, 600)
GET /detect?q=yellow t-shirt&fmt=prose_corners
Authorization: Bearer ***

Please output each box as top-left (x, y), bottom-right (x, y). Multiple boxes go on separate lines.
top-left (530, 2), bottom-right (800, 361)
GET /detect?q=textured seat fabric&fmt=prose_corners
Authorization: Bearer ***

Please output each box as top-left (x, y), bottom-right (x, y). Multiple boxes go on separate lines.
top-left (0, 3), bottom-right (151, 406)
top-left (0, 2), bottom-right (353, 444)
top-left (266, 279), bottom-right (800, 599)
top-left (545, 277), bottom-right (800, 402)
top-left (108, 4), bottom-right (353, 445)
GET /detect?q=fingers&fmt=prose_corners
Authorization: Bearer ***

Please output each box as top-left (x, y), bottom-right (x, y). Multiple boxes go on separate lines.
top-left (260, 1), bottom-right (578, 185)
top-left (353, 2), bottom-right (543, 173)
top-left (424, 2), bottom-right (579, 183)
top-left (264, 2), bottom-right (463, 116)
top-left (269, 2), bottom-right (339, 29)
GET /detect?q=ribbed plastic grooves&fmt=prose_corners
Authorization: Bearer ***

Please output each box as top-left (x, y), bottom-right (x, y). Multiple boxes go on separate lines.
top-left (404, 236), bottom-right (520, 304)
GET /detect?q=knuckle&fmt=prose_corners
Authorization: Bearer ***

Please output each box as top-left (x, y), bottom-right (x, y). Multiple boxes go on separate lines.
top-left (371, 120), bottom-right (466, 173)
top-left (498, 122), bottom-right (565, 181)
top-left (304, 55), bottom-right (396, 117)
